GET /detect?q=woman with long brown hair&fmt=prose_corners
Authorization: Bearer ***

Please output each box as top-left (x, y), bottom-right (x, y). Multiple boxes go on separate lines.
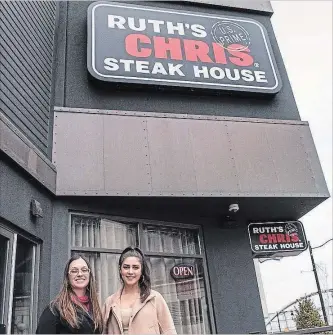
top-left (102, 246), bottom-right (176, 335)
top-left (36, 255), bottom-right (103, 334)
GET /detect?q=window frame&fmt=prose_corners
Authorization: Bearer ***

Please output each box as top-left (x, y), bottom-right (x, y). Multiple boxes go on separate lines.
top-left (69, 211), bottom-right (216, 333)
top-left (0, 222), bottom-right (40, 335)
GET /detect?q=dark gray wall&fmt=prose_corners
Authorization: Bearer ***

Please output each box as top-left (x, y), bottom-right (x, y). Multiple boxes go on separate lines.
top-left (49, 197), bottom-right (265, 333)
top-left (0, 1), bottom-right (57, 155)
top-left (0, 154), bottom-right (54, 314)
top-left (204, 222), bottom-right (266, 333)
top-left (183, 0), bottom-right (273, 14)
top-left (54, 1), bottom-right (300, 120)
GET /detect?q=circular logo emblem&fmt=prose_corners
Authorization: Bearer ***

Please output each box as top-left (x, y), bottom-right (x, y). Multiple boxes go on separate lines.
top-left (285, 222), bottom-right (298, 236)
top-left (211, 21), bottom-right (250, 51)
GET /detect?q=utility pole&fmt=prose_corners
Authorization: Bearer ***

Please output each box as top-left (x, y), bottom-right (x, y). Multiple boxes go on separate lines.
top-left (308, 241), bottom-right (329, 325)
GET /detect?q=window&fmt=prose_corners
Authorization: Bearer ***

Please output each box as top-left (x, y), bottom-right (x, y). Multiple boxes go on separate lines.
top-left (11, 236), bottom-right (37, 334)
top-left (70, 213), bottom-right (213, 334)
top-left (0, 224), bottom-right (39, 335)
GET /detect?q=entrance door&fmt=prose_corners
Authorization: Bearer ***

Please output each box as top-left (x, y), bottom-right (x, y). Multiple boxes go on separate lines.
top-left (0, 227), bottom-right (16, 335)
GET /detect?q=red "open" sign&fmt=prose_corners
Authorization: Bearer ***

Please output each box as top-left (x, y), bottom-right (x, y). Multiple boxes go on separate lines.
top-left (170, 264), bottom-right (195, 280)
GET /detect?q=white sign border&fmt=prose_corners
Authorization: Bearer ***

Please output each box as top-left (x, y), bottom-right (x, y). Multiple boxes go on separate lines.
top-left (89, 2), bottom-right (281, 91)
top-left (247, 221), bottom-right (308, 254)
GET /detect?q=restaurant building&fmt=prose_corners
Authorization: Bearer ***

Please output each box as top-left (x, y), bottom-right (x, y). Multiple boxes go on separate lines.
top-left (0, 1), bottom-right (329, 334)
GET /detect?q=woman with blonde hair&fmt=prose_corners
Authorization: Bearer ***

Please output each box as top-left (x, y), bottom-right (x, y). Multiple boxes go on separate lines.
top-left (103, 246), bottom-right (176, 335)
top-left (36, 255), bottom-right (103, 334)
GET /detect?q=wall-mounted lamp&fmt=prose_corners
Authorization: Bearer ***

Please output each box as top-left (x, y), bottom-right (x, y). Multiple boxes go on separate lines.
top-left (30, 199), bottom-right (43, 218)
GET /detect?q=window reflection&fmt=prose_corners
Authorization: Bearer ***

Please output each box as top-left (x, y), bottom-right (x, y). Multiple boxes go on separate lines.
top-left (71, 214), bottom-right (212, 334)
top-left (148, 257), bottom-right (210, 334)
top-left (143, 225), bottom-right (201, 255)
top-left (0, 235), bottom-right (8, 325)
top-left (11, 236), bottom-right (35, 334)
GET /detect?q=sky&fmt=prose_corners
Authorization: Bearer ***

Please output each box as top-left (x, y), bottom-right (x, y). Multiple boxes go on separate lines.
top-left (258, 0), bottom-right (333, 316)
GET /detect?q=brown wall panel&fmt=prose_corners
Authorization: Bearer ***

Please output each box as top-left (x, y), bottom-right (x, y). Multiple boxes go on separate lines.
top-left (52, 110), bottom-right (329, 198)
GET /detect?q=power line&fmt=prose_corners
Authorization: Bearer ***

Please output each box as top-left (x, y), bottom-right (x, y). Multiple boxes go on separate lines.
top-left (312, 238), bottom-right (333, 250)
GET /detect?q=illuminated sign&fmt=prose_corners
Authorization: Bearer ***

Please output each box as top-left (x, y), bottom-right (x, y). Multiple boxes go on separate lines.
top-left (87, 1), bottom-right (282, 93)
top-left (248, 221), bottom-right (308, 258)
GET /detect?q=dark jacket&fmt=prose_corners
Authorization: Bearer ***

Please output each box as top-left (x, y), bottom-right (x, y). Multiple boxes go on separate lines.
top-left (36, 305), bottom-right (101, 334)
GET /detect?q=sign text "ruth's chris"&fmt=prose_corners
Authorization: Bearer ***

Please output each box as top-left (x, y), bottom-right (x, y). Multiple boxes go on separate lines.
top-left (87, 2), bottom-right (282, 93)
top-left (248, 221), bottom-right (308, 258)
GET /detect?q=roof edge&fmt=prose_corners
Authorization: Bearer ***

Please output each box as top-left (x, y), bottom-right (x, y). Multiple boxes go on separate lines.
top-left (181, 0), bottom-right (274, 15)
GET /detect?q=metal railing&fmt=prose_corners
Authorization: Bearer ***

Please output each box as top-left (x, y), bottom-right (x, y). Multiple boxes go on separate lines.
top-left (273, 325), bottom-right (333, 334)
top-left (266, 289), bottom-right (333, 333)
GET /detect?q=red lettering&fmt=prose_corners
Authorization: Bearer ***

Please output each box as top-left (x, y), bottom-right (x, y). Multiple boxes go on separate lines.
top-left (153, 37), bottom-right (183, 60)
top-left (183, 39), bottom-right (213, 63)
top-left (277, 234), bottom-right (286, 243)
top-left (125, 36), bottom-right (254, 67)
top-left (267, 234), bottom-right (277, 243)
top-left (285, 234), bottom-right (291, 243)
top-left (291, 234), bottom-right (300, 242)
top-left (228, 44), bottom-right (254, 66)
top-left (212, 43), bottom-right (227, 64)
top-left (259, 234), bottom-right (268, 244)
top-left (125, 34), bottom-right (151, 58)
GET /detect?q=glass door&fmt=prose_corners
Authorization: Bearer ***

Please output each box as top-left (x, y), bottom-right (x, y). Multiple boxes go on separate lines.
top-left (11, 236), bottom-right (38, 334)
top-left (0, 227), bottom-right (16, 335)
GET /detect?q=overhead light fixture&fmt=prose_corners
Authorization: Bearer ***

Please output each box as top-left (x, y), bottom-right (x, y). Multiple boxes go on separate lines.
top-left (229, 203), bottom-right (240, 213)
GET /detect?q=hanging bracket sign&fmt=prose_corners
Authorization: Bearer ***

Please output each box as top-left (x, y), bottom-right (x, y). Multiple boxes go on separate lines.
top-left (87, 1), bottom-right (282, 94)
top-left (248, 221), bottom-right (308, 258)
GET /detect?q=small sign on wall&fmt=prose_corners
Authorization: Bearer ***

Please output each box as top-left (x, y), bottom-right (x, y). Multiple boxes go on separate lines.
top-left (170, 264), bottom-right (195, 280)
top-left (170, 264), bottom-right (198, 300)
top-left (248, 221), bottom-right (308, 258)
top-left (87, 1), bottom-right (282, 94)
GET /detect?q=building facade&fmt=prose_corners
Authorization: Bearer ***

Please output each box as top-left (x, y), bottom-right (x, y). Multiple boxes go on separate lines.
top-left (0, 1), bottom-right (329, 334)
